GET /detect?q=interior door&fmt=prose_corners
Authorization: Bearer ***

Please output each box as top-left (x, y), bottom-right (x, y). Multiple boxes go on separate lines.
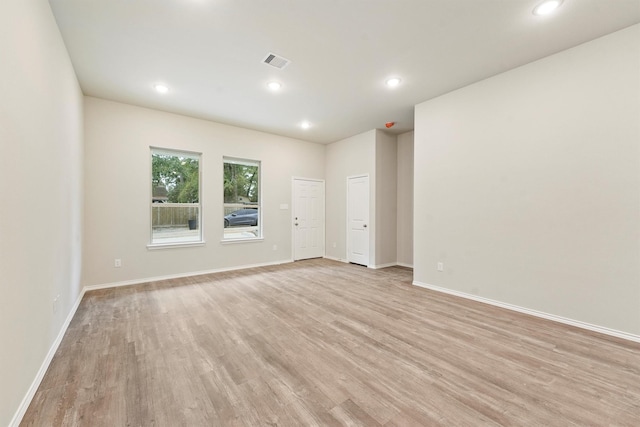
top-left (347, 175), bottom-right (369, 266)
top-left (293, 178), bottom-right (325, 260)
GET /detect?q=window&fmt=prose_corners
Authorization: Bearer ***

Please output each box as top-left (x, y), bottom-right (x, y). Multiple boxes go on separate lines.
top-left (150, 148), bottom-right (202, 246)
top-left (223, 157), bottom-right (260, 240)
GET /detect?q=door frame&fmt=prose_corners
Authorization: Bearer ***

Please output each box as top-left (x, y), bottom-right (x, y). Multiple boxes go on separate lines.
top-left (291, 177), bottom-right (326, 261)
top-left (346, 174), bottom-right (370, 267)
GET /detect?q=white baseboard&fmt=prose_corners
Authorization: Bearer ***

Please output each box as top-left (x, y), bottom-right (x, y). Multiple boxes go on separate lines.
top-left (396, 262), bottom-right (414, 269)
top-left (323, 255), bottom-right (348, 263)
top-left (9, 287), bottom-right (87, 427)
top-left (369, 262), bottom-right (398, 269)
top-left (413, 280), bottom-right (640, 344)
top-left (323, 258), bottom-right (414, 270)
top-left (84, 259), bottom-right (293, 292)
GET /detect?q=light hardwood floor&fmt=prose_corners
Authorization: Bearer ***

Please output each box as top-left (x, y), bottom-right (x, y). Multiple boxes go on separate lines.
top-left (21, 259), bottom-right (640, 426)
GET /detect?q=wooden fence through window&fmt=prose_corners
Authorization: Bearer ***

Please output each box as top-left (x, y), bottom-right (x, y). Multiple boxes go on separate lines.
top-left (152, 203), bottom-right (199, 228)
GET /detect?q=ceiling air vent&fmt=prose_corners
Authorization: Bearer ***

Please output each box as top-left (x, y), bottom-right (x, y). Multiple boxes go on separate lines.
top-left (263, 52), bottom-right (290, 70)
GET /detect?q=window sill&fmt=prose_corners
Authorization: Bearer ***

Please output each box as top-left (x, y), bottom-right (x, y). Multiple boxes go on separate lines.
top-left (147, 241), bottom-right (206, 250)
top-left (220, 237), bottom-right (264, 245)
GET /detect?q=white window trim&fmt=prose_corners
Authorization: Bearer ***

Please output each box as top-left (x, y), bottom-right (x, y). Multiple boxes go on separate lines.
top-left (223, 156), bottom-right (262, 242)
top-left (150, 147), bottom-right (204, 246)
top-left (219, 237), bottom-right (264, 245)
top-left (147, 241), bottom-right (206, 250)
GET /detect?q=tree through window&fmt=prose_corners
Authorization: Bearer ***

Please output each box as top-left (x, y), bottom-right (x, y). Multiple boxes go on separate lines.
top-left (150, 148), bottom-right (202, 245)
top-left (223, 157), bottom-right (261, 240)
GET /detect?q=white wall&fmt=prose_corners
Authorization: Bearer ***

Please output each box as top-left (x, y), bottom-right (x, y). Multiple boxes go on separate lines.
top-left (375, 130), bottom-right (398, 267)
top-left (324, 129), bottom-right (402, 267)
top-left (83, 97), bottom-right (325, 286)
top-left (0, 0), bottom-right (84, 425)
top-left (324, 130), bottom-right (377, 263)
top-left (397, 131), bottom-right (414, 267)
top-left (414, 25), bottom-right (640, 335)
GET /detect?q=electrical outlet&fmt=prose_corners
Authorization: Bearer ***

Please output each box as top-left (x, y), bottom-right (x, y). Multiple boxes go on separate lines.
top-left (53, 295), bottom-right (60, 314)
top-left (332, 242), bottom-right (337, 248)
top-left (272, 244), bottom-right (277, 251)
top-left (114, 258), bottom-right (122, 268)
top-left (437, 262), bottom-right (444, 272)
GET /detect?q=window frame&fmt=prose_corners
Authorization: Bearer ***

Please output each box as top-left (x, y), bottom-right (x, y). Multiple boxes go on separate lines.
top-left (222, 156), bottom-right (262, 243)
top-left (148, 147), bottom-right (204, 249)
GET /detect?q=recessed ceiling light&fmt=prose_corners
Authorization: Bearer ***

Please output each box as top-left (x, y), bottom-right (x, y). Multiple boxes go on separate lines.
top-left (154, 84), bottom-right (169, 94)
top-left (533, 0), bottom-right (563, 16)
top-left (385, 77), bottom-right (401, 88)
top-left (267, 81), bottom-right (282, 91)
top-left (300, 121), bottom-right (311, 129)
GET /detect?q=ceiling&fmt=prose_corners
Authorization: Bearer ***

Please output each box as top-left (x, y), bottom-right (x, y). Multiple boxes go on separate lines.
top-left (49, 0), bottom-right (640, 144)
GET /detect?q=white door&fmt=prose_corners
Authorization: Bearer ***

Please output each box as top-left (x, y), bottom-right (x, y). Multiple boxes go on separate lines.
top-left (293, 178), bottom-right (325, 260)
top-left (347, 175), bottom-right (369, 266)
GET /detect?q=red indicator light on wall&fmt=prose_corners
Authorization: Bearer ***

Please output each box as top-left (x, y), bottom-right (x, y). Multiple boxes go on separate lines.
top-left (385, 122), bottom-right (395, 128)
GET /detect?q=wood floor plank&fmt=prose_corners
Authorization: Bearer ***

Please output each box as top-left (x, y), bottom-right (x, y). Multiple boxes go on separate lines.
top-left (20, 259), bottom-right (640, 426)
